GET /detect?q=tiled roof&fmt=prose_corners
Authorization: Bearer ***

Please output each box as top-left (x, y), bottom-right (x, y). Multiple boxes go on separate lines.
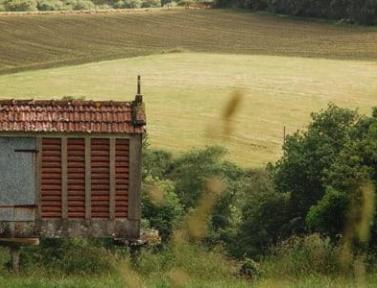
top-left (0, 99), bottom-right (146, 134)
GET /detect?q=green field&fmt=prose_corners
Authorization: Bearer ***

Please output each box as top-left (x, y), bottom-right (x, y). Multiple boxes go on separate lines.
top-left (1, 9), bottom-right (377, 166)
top-left (1, 52), bottom-right (377, 166)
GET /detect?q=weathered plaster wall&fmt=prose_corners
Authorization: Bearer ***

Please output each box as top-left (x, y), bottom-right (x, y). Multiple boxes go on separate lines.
top-left (0, 137), bottom-right (36, 223)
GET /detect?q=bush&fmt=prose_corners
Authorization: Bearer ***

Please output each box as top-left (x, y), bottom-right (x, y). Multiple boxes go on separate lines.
top-left (21, 238), bottom-right (118, 275)
top-left (124, 0), bottom-right (141, 8)
top-left (0, 3), bottom-right (5, 10)
top-left (62, 0), bottom-right (95, 10)
top-left (37, 0), bottom-right (64, 10)
top-left (262, 234), bottom-right (340, 277)
top-left (73, 0), bottom-right (95, 9)
top-left (142, 176), bottom-right (184, 241)
top-left (143, 149), bottom-right (173, 180)
top-left (141, 0), bottom-right (159, 7)
top-left (240, 258), bottom-right (261, 279)
top-left (96, 3), bottom-right (112, 8)
top-left (112, 0), bottom-right (124, 7)
top-left (4, 0), bottom-right (38, 11)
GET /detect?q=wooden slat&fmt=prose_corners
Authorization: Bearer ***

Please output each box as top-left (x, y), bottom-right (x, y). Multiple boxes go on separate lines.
top-left (41, 138), bottom-right (62, 219)
top-left (91, 138), bottom-right (110, 219)
top-left (110, 138), bottom-right (116, 220)
top-left (115, 138), bottom-right (130, 218)
top-left (66, 138), bottom-right (86, 219)
top-left (61, 138), bottom-right (68, 219)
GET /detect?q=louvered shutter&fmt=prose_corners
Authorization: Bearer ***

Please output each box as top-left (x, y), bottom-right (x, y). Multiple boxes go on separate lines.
top-left (115, 139), bottom-right (129, 218)
top-left (40, 137), bottom-right (130, 220)
top-left (41, 138), bottom-right (62, 218)
top-left (91, 138), bottom-right (110, 218)
top-left (67, 138), bottom-right (86, 219)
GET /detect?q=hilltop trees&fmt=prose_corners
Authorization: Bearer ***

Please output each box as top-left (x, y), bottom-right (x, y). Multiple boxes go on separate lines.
top-left (216, 0), bottom-right (377, 25)
top-left (272, 105), bottom-right (359, 234)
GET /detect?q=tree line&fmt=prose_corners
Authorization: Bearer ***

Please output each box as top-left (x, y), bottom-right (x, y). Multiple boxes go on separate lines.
top-left (216, 0), bottom-right (377, 25)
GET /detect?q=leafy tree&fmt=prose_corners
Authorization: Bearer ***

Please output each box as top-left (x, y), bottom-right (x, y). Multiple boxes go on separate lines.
top-left (307, 112), bottom-right (377, 239)
top-left (142, 176), bottom-right (184, 241)
top-left (4, 0), bottom-right (38, 11)
top-left (143, 149), bottom-right (174, 180)
top-left (272, 104), bottom-right (359, 233)
top-left (235, 170), bottom-right (290, 258)
top-left (167, 146), bottom-right (228, 209)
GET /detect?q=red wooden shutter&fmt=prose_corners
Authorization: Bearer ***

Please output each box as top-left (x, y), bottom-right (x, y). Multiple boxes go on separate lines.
top-left (115, 139), bottom-right (129, 218)
top-left (41, 138), bottom-right (62, 218)
top-left (91, 138), bottom-right (110, 218)
top-left (67, 138), bottom-right (85, 219)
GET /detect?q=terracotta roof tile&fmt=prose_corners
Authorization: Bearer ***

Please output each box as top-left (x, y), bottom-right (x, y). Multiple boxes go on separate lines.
top-left (0, 99), bottom-right (146, 134)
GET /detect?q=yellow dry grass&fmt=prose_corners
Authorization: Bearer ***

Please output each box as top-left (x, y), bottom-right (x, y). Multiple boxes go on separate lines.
top-left (0, 53), bottom-right (376, 166)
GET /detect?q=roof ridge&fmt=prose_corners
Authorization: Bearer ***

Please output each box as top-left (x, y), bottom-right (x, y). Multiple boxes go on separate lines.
top-left (0, 99), bottom-right (134, 106)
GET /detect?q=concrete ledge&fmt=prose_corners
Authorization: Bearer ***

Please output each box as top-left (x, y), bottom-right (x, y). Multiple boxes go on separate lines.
top-left (0, 219), bottom-right (140, 240)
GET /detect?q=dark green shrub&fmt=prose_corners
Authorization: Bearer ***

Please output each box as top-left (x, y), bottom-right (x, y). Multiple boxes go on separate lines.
top-left (112, 0), bottom-right (124, 7)
top-left (124, 0), bottom-right (141, 8)
top-left (73, 0), bottom-right (95, 9)
top-left (4, 0), bottom-right (38, 11)
top-left (142, 176), bottom-right (183, 241)
top-left (240, 258), bottom-right (261, 278)
top-left (143, 149), bottom-right (173, 180)
top-left (235, 170), bottom-right (290, 258)
top-left (168, 146), bottom-right (227, 209)
top-left (62, 0), bottom-right (95, 9)
top-left (348, 0), bottom-right (377, 25)
top-left (37, 0), bottom-right (64, 10)
top-left (141, 0), bottom-right (160, 7)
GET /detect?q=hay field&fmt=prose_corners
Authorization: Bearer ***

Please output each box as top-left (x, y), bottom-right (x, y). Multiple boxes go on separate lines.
top-left (1, 9), bottom-right (377, 166)
top-left (1, 52), bottom-right (376, 166)
top-left (1, 9), bottom-right (377, 74)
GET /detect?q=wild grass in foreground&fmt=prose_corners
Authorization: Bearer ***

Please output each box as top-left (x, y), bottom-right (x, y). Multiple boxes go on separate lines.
top-left (2, 241), bottom-right (377, 288)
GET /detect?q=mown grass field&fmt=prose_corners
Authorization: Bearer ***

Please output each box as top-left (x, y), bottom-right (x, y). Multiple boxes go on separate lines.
top-left (1, 9), bottom-right (377, 167)
top-left (1, 52), bottom-right (377, 166)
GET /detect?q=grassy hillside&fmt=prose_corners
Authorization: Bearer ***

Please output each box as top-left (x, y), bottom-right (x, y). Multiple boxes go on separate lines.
top-left (1, 9), bottom-right (377, 74)
top-left (1, 52), bottom-right (376, 166)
